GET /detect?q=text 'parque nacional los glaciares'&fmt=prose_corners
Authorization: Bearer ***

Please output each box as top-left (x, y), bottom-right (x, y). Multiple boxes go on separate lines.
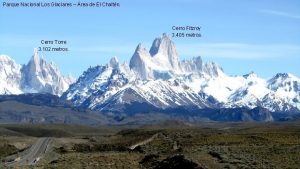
top-left (2, 1), bottom-right (120, 8)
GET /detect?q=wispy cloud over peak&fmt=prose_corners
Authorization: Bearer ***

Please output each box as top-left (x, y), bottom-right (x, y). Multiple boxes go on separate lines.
top-left (177, 43), bottom-right (300, 60)
top-left (261, 9), bottom-right (300, 19)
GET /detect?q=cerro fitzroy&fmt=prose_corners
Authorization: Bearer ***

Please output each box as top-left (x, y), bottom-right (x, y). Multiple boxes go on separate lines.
top-left (61, 33), bottom-right (300, 115)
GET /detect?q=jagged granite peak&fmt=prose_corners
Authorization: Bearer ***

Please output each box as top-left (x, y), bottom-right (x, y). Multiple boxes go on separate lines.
top-left (149, 33), bottom-right (176, 57)
top-left (181, 56), bottom-right (203, 73)
top-left (267, 73), bottom-right (300, 97)
top-left (64, 74), bottom-right (76, 85)
top-left (222, 72), bottom-right (300, 112)
top-left (62, 65), bottom-right (107, 106)
top-left (0, 54), bottom-right (16, 63)
top-left (109, 56), bottom-right (119, 68)
top-left (32, 48), bottom-right (40, 63)
top-left (63, 34), bottom-right (300, 115)
top-left (0, 49), bottom-right (75, 96)
top-left (129, 43), bottom-right (152, 79)
top-left (272, 73), bottom-right (290, 79)
top-left (0, 54), bottom-right (22, 94)
top-left (129, 34), bottom-right (227, 80)
top-left (0, 55), bottom-right (21, 71)
top-left (149, 33), bottom-right (181, 71)
top-left (62, 57), bottom-right (136, 108)
top-left (21, 49), bottom-right (70, 95)
top-left (149, 33), bottom-right (168, 56)
top-left (268, 73), bottom-right (300, 90)
top-left (203, 62), bottom-right (223, 77)
top-left (243, 71), bottom-right (257, 78)
top-left (261, 72), bottom-right (300, 111)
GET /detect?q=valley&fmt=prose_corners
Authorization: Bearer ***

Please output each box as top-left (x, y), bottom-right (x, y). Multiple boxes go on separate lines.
top-left (0, 123), bottom-right (299, 169)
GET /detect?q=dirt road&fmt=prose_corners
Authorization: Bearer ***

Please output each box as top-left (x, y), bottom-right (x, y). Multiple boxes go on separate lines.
top-left (5, 137), bottom-right (51, 167)
top-left (129, 133), bottom-right (159, 150)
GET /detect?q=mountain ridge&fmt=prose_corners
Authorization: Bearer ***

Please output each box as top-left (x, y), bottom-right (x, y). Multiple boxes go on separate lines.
top-left (1, 34), bottom-right (300, 123)
top-left (0, 49), bottom-right (74, 96)
top-left (63, 33), bottom-right (300, 115)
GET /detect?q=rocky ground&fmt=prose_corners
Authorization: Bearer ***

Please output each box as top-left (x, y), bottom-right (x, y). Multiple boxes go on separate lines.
top-left (0, 122), bottom-right (299, 169)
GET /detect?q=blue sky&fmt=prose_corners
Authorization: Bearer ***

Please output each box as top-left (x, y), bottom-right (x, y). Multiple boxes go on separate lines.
top-left (0, 0), bottom-right (299, 78)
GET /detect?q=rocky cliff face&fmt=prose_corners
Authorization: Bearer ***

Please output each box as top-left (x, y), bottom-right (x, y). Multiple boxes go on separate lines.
top-left (0, 49), bottom-right (75, 96)
top-left (63, 33), bottom-right (300, 116)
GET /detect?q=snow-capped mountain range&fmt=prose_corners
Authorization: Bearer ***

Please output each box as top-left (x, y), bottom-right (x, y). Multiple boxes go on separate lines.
top-left (1, 33), bottom-right (299, 119)
top-left (0, 49), bottom-right (74, 96)
top-left (62, 33), bottom-right (300, 114)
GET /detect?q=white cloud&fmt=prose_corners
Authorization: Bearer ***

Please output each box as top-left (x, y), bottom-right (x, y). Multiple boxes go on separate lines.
top-left (260, 9), bottom-right (300, 19)
top-left (176, 43), bottom-right (300, 60)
